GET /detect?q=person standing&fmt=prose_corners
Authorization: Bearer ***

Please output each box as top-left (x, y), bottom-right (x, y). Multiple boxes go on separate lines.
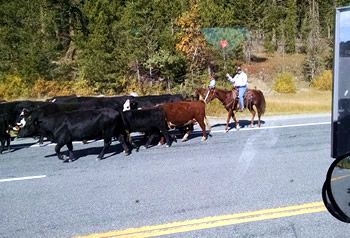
top-left (226, 66), bottom-right (248, 111)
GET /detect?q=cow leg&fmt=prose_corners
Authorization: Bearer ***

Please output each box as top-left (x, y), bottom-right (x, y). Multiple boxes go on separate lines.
top-left (39, 136), bottom-right (44, 145)
top-left (66, 141), bottom-right (75, 162)
top-left (196, 120), bottom-right (207, 141)
top-left (182, 130), bottom-right (190, 142)
top-left (55, 143), bottom-right (65, 161)
top-left (126, 132), bottom-right (139, 151)
top-left (161, 130), bottom-right (172, 147)
top-left (118, 134), bottom-right (130, 156)
top-left (145, 133), bottom-right (157, 148)
top-left (97, 138), bottom-right (111, 160)
top-left (6, 135), bottom-right (10, 151)
top-left (0, 139), bottom-right (4, 154)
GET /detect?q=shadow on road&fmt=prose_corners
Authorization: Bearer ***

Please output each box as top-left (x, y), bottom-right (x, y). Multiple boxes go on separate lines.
top-left (211, 120), bottom-right (266, 129)
top-left (44, 143), bottom-right (125, 161)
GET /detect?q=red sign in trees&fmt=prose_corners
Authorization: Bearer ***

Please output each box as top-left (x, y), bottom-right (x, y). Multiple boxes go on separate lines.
top-left (220, 39), bottom-right (229, 49)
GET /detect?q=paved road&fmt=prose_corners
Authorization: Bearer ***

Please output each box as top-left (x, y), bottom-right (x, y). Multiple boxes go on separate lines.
top-left (0, 113), bottom-right (349, 238)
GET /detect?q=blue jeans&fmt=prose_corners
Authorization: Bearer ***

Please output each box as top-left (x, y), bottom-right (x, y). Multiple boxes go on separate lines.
top-left (238, 86), bottom-right (247, 110)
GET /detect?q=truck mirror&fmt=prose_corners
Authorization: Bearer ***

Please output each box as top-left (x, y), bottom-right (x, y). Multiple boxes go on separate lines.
top-left (323, 156), bottom-right (350, 222)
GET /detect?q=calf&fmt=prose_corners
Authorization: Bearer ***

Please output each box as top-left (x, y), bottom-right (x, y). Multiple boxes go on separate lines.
top-left (122, 107), bottom-right (172, 150)
top-left (160, 101), bottom-right (211, 142)
top-left (19, 108), bottom-right (130, 162)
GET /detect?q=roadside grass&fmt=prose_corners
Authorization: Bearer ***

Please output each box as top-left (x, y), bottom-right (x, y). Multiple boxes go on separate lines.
top-left (205, 87), bottom-right (331, 117)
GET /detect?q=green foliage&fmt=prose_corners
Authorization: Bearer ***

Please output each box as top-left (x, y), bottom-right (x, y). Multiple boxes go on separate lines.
top-left (284, 0), bottom-right (297, 53)
top-left (311, 70), bottom-right (332, 91)
top-left (0, 75), bottom-right (31, 99)
top-left (273, 73), bottom-right (297, 94)
top-left (0, 0), bottom-right (347, 99)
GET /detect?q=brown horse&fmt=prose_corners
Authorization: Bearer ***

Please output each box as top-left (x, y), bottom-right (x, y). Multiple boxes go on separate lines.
top-left (195, 87), bottom-right (266, 131)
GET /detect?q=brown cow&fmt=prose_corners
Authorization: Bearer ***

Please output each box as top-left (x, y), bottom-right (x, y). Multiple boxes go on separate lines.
top-left (160, 101), bottom-right (211, 141)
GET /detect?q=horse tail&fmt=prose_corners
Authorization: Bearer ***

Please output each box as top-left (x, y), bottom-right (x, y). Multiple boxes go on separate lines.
top-left (257, 90), bottom-right (266, 116)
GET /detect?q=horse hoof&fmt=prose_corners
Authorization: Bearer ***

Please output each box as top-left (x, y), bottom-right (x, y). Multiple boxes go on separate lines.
top-left (224, 129), bottom-right (229, 133)
top-left (201, 137), bottom-right (207, 141)
top-left (182, 139), bottom-right (188, 142)
top-left (124, 151), bottom-right (130, 156)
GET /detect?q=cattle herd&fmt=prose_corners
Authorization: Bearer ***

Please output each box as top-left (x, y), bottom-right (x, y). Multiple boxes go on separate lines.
top-left (0, 94), bottom-right (211, 162)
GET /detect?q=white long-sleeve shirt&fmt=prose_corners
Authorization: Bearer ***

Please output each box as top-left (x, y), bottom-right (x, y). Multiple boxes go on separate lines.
top-left (209, 79), bottom-right (216, 88)
top-left (227, 71), bottom-right (248, 87)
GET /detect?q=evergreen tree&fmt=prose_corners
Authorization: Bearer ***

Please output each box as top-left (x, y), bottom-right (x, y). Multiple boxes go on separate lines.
top-left (284, 0), bottom-right (297, 53)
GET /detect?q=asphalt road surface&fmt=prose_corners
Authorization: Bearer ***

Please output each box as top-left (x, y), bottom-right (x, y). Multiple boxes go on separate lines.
top-left (1, 113), bottom-right (349, 238)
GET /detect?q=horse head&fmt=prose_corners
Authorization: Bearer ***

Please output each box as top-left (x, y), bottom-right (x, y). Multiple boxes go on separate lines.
top-left (195, 87), bottom-right (215, 103)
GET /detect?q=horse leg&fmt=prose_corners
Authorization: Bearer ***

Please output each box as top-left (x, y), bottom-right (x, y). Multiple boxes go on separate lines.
top-left (232, 111), bottom-right (240, 129)
top-left (225, 109), bottom-right (233, 133)
top-left (249, 107), bottom-right (256, 128)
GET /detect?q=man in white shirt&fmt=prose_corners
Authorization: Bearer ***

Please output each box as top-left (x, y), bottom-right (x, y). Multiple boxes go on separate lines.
top-left (226, 66), bottom-right (248, 111)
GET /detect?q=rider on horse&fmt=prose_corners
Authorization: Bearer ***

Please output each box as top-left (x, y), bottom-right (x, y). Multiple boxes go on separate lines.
top-left (226, 66), bottom-right (248, 112)
top-left (205, 74), bottom-right (217, 101)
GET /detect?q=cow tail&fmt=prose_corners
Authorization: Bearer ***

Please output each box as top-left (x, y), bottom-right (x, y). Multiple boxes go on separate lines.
top-left (204, 116), bottom-right (211, 134)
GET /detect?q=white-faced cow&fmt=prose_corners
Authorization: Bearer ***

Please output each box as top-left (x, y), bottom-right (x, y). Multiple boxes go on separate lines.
top-left (18, 108), bottom-right (130, 162)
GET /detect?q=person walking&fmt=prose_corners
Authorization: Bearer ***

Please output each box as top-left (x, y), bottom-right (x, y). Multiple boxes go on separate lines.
top-left (226, 66), bottom-right (248, 112)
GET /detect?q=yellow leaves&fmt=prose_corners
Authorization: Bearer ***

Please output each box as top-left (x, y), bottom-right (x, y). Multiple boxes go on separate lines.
top-left (175, 2), bottom-right (207, 64)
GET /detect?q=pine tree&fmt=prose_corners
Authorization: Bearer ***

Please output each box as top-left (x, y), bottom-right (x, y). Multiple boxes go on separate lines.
top-left (284, 0), bottom-right (297, 53)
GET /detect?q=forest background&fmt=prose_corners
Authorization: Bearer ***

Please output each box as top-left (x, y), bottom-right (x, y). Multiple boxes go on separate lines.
top-left (1, 0), bottom-right (350, 115)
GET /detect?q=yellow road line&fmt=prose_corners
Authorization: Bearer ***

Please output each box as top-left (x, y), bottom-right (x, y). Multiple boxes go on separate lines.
top-left (77, 202), bottom-right (326, 238)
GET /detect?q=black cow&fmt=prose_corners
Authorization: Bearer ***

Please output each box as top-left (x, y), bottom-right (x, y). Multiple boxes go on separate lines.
top-left (18, 108), bottom-right (130, 162)
top-left (122, 107), bottom-right (172, 151)
top-left (123, 94), bottom-right (184, 111)
top-left (0, 101), bottom-right (46, 153)
top-left (46, 95), bottom-right (77, 102)
top-left (51, 95), bottom-right (133, 110)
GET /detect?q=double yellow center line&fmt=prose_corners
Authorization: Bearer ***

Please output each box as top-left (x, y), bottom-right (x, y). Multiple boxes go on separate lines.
top-left (77, 201), bottom-right (326, 238)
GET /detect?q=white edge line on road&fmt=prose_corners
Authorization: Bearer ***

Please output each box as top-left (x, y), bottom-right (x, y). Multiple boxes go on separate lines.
top-left (209, 121), bottom-right (330, 134)
top-left (0, 175), bottom-right (47, 183)
top-left (27, 121), bottom-right (330, 147)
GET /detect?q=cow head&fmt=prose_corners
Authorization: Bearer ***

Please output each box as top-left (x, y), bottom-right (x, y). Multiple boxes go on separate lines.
top-left (17, 113), bottom-right (40, 138)
top-left (123, 99), bottom-right (131, 111)
top-left (15, 108), bottom-right (31, 129)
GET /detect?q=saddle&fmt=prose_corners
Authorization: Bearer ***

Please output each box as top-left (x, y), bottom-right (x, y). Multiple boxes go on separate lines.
top-left (232, 87), bottom-right (248, 99)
